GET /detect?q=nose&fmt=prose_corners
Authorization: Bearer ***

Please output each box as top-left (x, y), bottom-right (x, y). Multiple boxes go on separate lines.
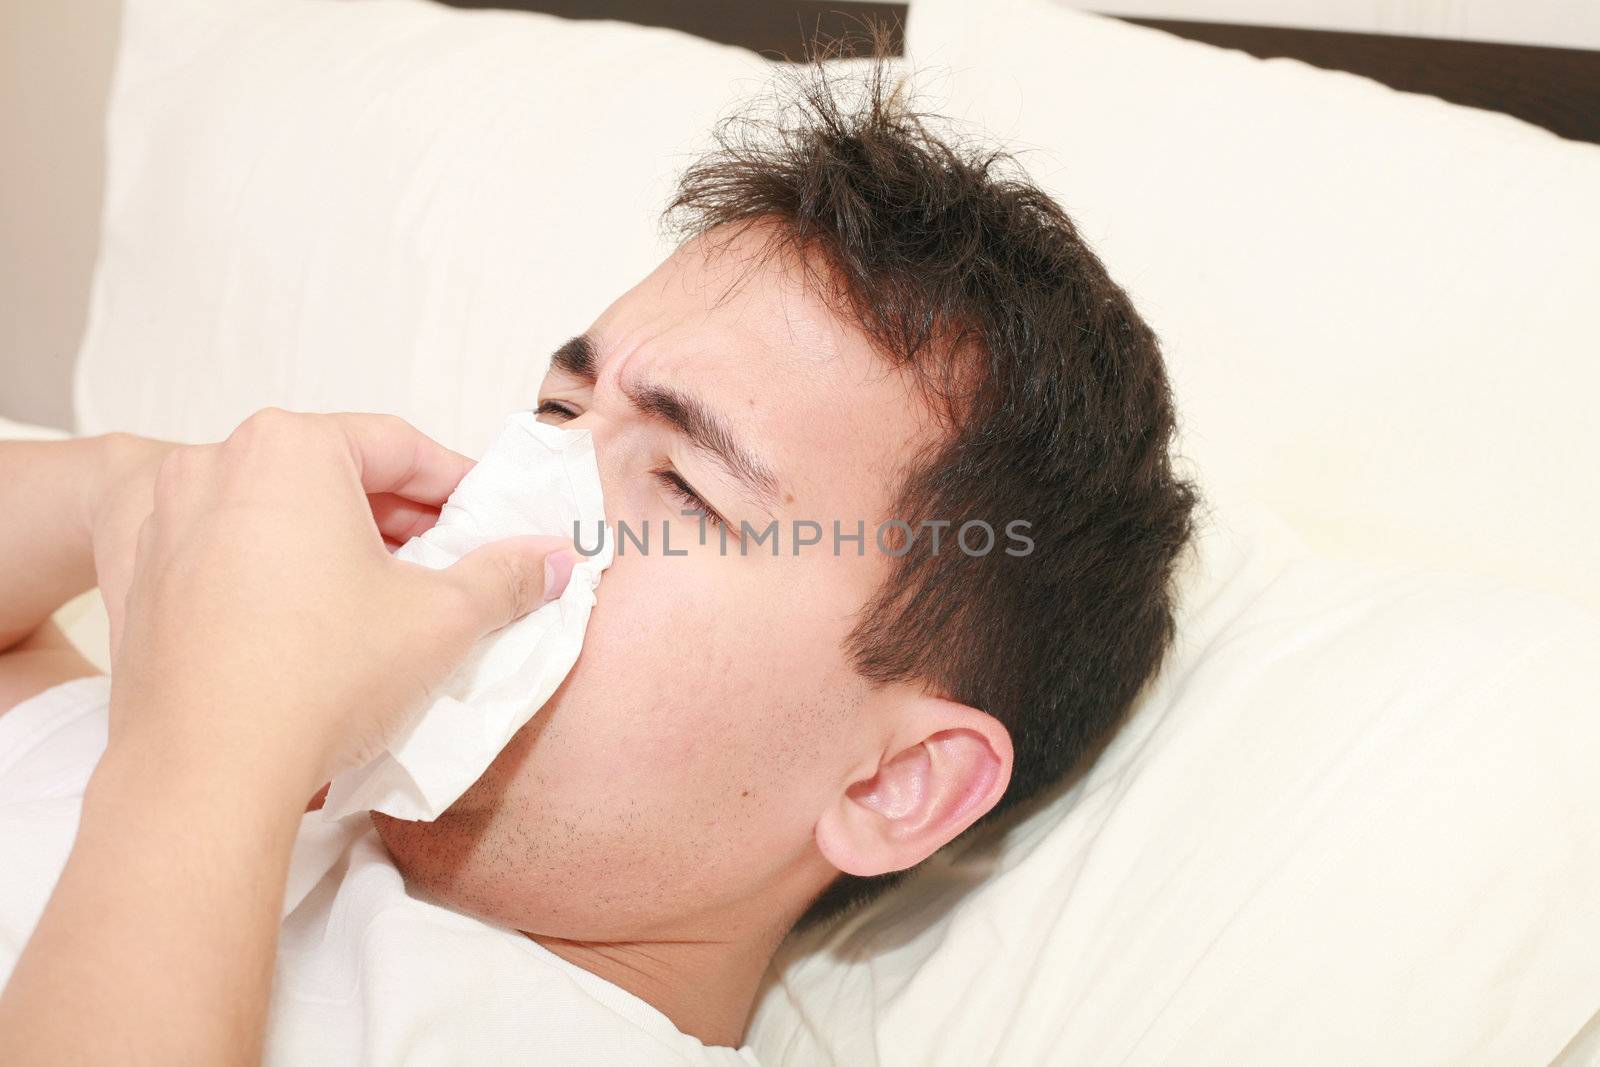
top-left (562, 410), bottom-right (634, 528)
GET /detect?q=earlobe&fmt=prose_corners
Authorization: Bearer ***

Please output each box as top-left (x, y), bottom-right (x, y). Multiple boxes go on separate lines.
top-left (816, 701), bottom-right (1012, 879)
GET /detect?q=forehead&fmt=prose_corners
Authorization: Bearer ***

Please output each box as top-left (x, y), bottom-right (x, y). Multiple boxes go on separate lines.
top-left (588, 225), bottom-right (941, 510)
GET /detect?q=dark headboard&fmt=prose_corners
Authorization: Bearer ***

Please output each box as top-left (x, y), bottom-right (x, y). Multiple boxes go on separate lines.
top-left (439, 1), bottom-right (1600, 144)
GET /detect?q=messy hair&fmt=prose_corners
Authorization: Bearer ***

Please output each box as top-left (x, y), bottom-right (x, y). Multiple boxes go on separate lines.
top-left (665, 41), bottom-right (1201, 931)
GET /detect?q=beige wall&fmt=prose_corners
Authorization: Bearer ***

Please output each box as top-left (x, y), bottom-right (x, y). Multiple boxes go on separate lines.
top-left (0, 0), bottom-right (120, 429)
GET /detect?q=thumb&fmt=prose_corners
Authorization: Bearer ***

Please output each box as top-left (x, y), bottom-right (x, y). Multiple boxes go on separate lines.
top-left (439, 535), bottom-right (579, 636)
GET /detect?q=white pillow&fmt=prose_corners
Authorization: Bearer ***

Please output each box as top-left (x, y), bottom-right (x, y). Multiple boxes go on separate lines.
top-left (903, 0), bottom-right (1600, 613)
top-left (748, 478), bottom-right (1600, 1065)
top-left (75, 0), bottom-right (773, 457)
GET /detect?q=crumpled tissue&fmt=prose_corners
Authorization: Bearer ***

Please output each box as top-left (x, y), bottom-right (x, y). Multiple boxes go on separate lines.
top-left (320, 413), bottom-right (612, 822)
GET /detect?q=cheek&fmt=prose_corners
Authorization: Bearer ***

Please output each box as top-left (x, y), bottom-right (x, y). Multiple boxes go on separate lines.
top-left (535, 539), bottom-right (879, 801)
top-left (538, 549), bottom-right (803, 785)
top-left (380, 541), bottom-right (869, 933)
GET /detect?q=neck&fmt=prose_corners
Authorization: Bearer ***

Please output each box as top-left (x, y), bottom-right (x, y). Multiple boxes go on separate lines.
top-left (531, 920), bottom-right (789, 1048)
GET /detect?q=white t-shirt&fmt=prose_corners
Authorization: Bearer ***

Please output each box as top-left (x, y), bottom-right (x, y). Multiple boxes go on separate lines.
top-left (0, 675), bottom-right (763, 1066)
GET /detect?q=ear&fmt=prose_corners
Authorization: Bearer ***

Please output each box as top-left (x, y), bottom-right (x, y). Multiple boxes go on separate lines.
top-left (815, 696), bottom-right (1013, 878)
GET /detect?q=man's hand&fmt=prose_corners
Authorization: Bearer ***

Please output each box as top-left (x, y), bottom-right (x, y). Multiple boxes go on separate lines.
top-left (0, 408), bottom-right (575, 1066)
top-left (110, 407), bottom-right (576, 794)
top-left (87, 420), bottom-right (499, 665)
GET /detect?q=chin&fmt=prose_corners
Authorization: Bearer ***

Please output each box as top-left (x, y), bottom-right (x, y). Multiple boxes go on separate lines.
top-left (370, 811), bottom-right (459, 894)
top-left (369, 807), bottom-right (527, 925)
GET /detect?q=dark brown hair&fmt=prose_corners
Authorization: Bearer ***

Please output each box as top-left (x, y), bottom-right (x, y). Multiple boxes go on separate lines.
top-left (665, 48), bottom-right (1201, 930)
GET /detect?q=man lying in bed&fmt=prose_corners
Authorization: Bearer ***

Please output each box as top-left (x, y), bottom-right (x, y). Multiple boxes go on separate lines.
top-left (0, 65), bottom-right (1197, 1063)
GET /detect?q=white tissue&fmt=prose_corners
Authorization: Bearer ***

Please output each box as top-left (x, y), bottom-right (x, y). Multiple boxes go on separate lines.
top-left (320, 414), bottom-right (613, 822)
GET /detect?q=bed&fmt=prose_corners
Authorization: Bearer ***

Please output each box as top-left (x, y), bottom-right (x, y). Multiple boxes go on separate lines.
top-left (23, 0), bottom-right (1600, 1062)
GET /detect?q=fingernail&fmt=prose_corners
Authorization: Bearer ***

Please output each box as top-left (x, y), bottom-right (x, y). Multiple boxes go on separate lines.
top-left (543, 549), bottom-right (577, 602)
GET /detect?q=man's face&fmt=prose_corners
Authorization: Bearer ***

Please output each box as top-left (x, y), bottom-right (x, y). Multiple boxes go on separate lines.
top-left (374, 225), bottom-right (941, 939)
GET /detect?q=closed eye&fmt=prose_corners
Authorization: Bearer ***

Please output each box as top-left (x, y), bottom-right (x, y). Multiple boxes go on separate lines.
top-left (652, 467), bottom-right (727, 529)
top-left (536, 400), bottom-right (728, 531)
top-left (535, 400), bottom-right (579, 421)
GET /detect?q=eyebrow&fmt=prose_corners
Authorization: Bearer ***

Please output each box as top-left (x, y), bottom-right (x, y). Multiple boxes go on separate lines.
top-left (547, 333), bottom-right (784, 509)
top-left (549, 334), bottom-right (598, 381)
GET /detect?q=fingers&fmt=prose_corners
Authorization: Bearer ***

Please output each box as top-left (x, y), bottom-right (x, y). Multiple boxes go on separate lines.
top-left (330, 413), bottom-right (476, 505)
top-left (368, 493), bottom-right (441, 545)
top-left (216, 411), bottom-right (582, 635)
top-left (437, 536), bottom-right (578, 636)
top-left (224, 409), bottom-right (474, 510)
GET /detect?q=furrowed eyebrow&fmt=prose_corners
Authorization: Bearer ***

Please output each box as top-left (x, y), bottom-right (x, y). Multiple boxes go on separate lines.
top-left (549, 334), bottom-right (598, 382)
top-left (544, 331), bottom-right (784, 510)
top-left (628, 381), bottom-right (783, 510)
